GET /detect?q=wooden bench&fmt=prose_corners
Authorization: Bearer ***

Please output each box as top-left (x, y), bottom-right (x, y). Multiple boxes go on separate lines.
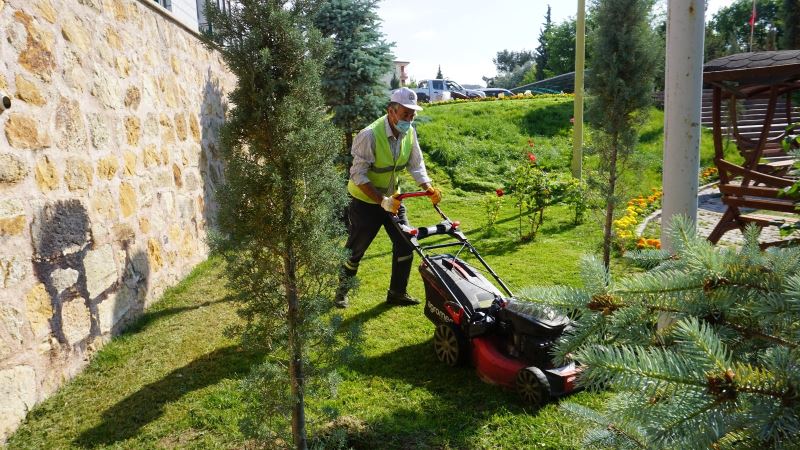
top-left (703, 51), bottom-right (800, 247)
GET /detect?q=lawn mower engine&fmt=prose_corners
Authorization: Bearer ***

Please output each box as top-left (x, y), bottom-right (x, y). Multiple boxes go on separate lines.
top-left (420, 254), bottom-right (581, 406)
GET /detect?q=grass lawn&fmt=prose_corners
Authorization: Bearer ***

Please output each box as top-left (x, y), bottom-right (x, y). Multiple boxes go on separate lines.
top-left (8, 192), bottom-right (612, 449)
top-left (9, 95), bottom-right (710, 448)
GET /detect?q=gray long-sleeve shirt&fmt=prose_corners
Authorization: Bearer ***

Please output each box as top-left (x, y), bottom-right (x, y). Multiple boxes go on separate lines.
top-left (349, 116), bottom-right (431, 192)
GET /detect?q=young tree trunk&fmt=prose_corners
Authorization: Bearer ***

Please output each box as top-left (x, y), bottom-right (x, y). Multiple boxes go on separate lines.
top-left (344, 132), bottom-right (353, 157)
top-left (282, 175), bottom-right (307, 450)
top-left (285, 246), bottom-right (307, 450)
top-left (602, 135), bottom-right (619, 268)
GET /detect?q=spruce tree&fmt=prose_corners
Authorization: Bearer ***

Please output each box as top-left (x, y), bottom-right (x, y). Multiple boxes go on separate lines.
top-left (535, 5), bottom-right (552, 81)
top-left (202, 1), bottom-right (350, 448)
top-left (314, 0), bottom-right (394, 157)
top-left (586, 0), bottom-right (658, 268)
top-left (436, 65), bottom-right (443, 79)
top-left (519, 218), bottom-right (800, 448)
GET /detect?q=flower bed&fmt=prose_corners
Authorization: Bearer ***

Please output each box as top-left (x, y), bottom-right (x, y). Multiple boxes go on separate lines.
top-left (612, 188), bottom-right (663, 251)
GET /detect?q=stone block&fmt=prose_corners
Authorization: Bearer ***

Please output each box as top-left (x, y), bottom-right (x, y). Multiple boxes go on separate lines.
top-left (124, 116), bottom-right (141, 146)
top-left (34, 156), bottom-right (58, 192)
top-left (5, 114), bottom-right (51, 149)
top-left (86, 113), bottom-right (110, 149)
top-left (0, 153), bottom-right (29, 185)
top-left (172, 163), bottom-right (183, 188)
top-left (159, 75), bottom-right (179, 108)
top-left (143, 145), bottom-right (159, 168)
top-left (36, 0), bottom-right (57, 23)
top-left (61, 16), bottom-right (90, 54)
top-left (24, 283), bottom-right (53, 337)
top-left (64, 158), bottom-right (93, 192)
top-left (122, 151), bottom-right (137, 176)
top-left (92, 67), bottom-right (121, 109)
top-left (84, 244), bottom-right (117, 298)
top-left (97, 156), bottom-right (118, 180)
top-left (174, 113), bottom-right (187, 141)
top-left (97, 287), bottom-right (132, 333)
top-left (139, 217), bottom-right (150, 233)
top-left (60, 297), bottom-right (91, 345)
top-left (124, 86), bottom-right (141, 109)
top-left (147, 238), bottom-right (163, 272)
top-left (2, 255), bottom-right (30, 288)
top-left (0, 304), bottom-right (25, 346)
top-left (168, 224), bottom-right (181, 244)
top-left (55, 97), bottom-right (88, 151)
top-left (0, 366), bottom-right (37, 443)
top-left (105, 27), bottom-right (122, 50)
top-left (115, 56), bottom-right (130, 77)
top-left (144, 113), bottom-right (159, 138)
top-left (0, 199), bottom-right (25, 236)
top-left (50, 267), bottom-right (79, 294)
top-left (14, 11), bottom-right (56, 81)
top-left (119, 182), bottom-right (137, 217)
top-left (15, 74), bottom-right (46, 106)
top-left (89, 189), bottom-right (117, 221)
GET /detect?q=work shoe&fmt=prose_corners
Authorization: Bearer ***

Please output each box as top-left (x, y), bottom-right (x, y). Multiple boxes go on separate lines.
top-left (386, 290), bottom-right (420, 306)
top-left (334, 293), bottom-right (348, 309)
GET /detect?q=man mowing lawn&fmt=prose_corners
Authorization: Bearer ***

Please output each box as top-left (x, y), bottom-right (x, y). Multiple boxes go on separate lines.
top-left (334, 87), bottom-right (442, 308)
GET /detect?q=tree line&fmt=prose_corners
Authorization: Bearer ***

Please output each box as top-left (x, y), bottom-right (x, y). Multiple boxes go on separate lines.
top-left (487, 0), bottom-right (800, 90)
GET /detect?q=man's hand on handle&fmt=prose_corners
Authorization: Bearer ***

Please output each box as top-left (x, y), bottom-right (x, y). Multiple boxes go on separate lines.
top-left (381, 195), bottom-right (401, 214)
top-left (426, 186), bottom-right (442, 205)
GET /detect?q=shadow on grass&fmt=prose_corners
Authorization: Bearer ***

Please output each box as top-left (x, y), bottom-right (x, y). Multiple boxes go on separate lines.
top-left (340, 302), bottom-right (393, 332)
top-left (346, 341), bottom-right (532, 449)
top-left (124, 298), bottom-right (232, 334)
top-left (519, 102), bottom-right (573, 136)
top-left (75, 345), bottom-right (259, 448)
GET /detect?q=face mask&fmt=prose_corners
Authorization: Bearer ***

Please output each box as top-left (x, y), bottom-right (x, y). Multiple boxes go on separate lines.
top-left (395, 120), bottom-right (412, 134)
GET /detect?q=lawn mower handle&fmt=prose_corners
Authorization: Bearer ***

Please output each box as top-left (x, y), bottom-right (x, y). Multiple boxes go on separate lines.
top-left (395, 191), bottom-right (449, 221)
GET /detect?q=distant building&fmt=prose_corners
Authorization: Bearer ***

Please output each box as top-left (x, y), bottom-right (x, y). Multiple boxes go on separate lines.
top-left (150, 0), bottom-right (233, 32)
top-left (383, 60), bottom-right (411, 88)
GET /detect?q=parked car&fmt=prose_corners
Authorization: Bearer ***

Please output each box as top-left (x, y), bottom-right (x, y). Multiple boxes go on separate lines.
top-left (479, 88), bottom-right (515, 98)
top-left (414, 79), bottom-right (451, 103)
top-left (446, 80), bottom-right (486, 99)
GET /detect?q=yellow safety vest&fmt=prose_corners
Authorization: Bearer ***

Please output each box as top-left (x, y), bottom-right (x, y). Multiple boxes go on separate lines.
top-left (347, 115), bottom-right (413, 204)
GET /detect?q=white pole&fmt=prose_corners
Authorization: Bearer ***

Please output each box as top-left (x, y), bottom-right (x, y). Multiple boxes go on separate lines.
top-left (662, 0), bottom-right (705, 251)
top-left (572, 0), bottom-right (586, 179)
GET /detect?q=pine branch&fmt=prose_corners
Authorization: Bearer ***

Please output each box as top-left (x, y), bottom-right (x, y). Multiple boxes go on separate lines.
top-left (722, 320), bottom-right (799, 349)
top-left (672, 317), bottom-right (731, 371)
top-left (576, 345), bottom-right (708, 394)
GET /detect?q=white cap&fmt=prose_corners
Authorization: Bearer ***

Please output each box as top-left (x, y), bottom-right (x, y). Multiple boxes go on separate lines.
top-left (390, 87), bottom-right (423, 111)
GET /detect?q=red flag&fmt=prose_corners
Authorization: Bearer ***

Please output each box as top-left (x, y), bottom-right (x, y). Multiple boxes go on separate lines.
top-left (749, 1), bottom-right (757, 28)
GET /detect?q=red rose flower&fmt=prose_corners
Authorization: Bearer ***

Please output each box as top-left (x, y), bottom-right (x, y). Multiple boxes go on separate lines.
top-left (527, 152), bottom-right (537, 164)
top-left (495, 188), bottom-right (504, 197)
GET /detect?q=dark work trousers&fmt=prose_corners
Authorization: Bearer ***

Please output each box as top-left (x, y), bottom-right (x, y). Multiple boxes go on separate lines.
top-left (342, 197), bottom-right (415, 294)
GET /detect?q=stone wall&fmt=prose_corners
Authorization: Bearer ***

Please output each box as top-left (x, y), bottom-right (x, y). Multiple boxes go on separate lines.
top-left (0, 0), bottom-right (234, 441)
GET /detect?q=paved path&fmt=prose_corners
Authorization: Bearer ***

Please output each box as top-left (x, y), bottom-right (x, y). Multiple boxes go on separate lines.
top-left (641, 184), bottom-right (791, 247)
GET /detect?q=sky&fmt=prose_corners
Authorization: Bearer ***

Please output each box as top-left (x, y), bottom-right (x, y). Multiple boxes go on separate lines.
top-left (377, 0), bottom-right (734, 87)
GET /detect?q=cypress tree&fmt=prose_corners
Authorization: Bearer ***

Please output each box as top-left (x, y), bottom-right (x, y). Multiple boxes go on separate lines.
top-left (519, 218), bottom-right (800, 448)
top-left (586, 0), bottom-right (658, 268)
top-left (782, 0), bottom-right (800, 49)
top-left (202, 1), bottom-right (351, 448)
top-left (315, 0), bottom-right (394, 158)
top-left (535, 5), bottom-right (552, 81)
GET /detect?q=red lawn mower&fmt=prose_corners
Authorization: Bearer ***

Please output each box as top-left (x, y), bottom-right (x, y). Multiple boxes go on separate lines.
top-left (394, 191), bottom-right (581, 406)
